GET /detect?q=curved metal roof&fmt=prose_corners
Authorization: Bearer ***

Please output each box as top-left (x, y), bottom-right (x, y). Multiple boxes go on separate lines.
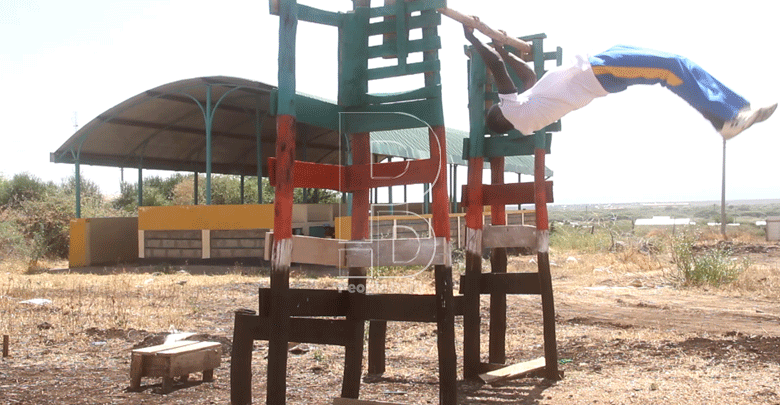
top-left (50, 76), bottom-right (549, 178)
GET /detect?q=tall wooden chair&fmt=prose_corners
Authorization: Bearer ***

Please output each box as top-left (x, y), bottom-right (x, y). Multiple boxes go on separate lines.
top-left (460, 33), bottom-right (563, 381)
top-left (231, 1), bottom-right (457, 404)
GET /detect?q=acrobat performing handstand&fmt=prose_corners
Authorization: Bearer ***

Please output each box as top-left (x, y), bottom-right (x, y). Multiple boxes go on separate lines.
top-left (463, 22), bottom-right (777, 140)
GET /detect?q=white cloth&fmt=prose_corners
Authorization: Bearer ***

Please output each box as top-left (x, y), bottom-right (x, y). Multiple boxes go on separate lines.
top-left (498, 54), bottom-right (608, 135)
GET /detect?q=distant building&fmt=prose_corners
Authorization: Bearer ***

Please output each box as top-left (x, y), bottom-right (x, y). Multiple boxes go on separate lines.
top-left (635, 216), bottom-right (693, 226)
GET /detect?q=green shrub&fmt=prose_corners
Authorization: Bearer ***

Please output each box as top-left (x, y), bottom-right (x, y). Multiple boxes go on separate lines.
top-left (670, 233), bottom-right (745, 287)
top-left (1, 175), bottom-right (125, 262)
top-left (60, 175), bottom-right (103, 201)
top-left (12, 191), bottom-right (74, 258)
top-left (0, 219), bottom-right (30, 259)
top-left (0, 172), bottom-right (55, 207)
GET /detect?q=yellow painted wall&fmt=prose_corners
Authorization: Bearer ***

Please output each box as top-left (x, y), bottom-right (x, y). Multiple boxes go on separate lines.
top-left (69, 219), bottom-right (88, 268)
top-left (335, 216), bottom-right (352, 240)
top-left (138, 204), bottom-right (275, 231)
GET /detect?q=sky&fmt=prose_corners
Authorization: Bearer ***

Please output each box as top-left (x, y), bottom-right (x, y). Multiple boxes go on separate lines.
top-left (1, 0), bottom-right (777, 205)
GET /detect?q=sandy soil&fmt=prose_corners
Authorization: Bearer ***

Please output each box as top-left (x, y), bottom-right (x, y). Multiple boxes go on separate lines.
top-left (1, 242), bottom-right (778, 405)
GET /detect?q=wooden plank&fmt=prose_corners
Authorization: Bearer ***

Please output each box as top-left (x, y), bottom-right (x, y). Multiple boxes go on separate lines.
top-left (345, 158), bottom-right (439, 191)
top-left (268, 158), bottom-right (345, 191)
top-left (291, 234), bottom-right (344, 266)
top-left (264, 232), bottom-right (344, 266)
top-left (258, 288), bottom-right (348, 317)
top-left (240, 314), bottom-right (352, 346)
top-left (131, 340), bottom-right (200, 355)
top-left (461, 181), bottom-right (553, 208)
top-left (368, 36), bottom-right (442, 61)
top-left (438, 8), bottom-right (531, 54)
top-left (482, 225), bottom-right (536, 249)
top-left (231, 310), bottom-right (256, 405)
top-left (479, 357), bottom-right (546, 385)
top-left (333, 398), bottom-right (407, 405)
top-left (475, 132), bottom-right (552, 159)
top-left (343, 237), bottom-right (448, 268)
top-left (352, 294), bottom-right (463, 323)
top-left (367, 320), bottom-right (387, 375)
top-left (167, 346), bottom-right (221, 378)
top-left (489, 155), bottom-right (508, 365)
top-left (129, 353), bottom-right (143, 390)
top-left (157, 341), bottom-right (221, 356)
top-left (339, 99), bottom-right (444, 133)
top-left (367, 59), bottom-right (440, 81)
top-left (368, 11), bottom-right (441, 36)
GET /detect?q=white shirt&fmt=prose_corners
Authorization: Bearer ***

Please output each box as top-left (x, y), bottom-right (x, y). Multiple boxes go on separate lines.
top-left (498, 53), bottom-right (608, 135)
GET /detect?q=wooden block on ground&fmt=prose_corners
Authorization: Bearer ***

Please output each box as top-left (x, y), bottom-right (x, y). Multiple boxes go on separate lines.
top-left (478, 357), bottom-right (545, 385)
top-left (129, 340), bottom-right (221, 393)
top-left (131, 340), bottom-right (199, 355)
top-left (333, 398), bottom-right (408, 405)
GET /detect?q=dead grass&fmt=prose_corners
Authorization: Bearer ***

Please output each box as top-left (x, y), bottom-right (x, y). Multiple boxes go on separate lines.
top-left (0, 229), bottom-right (778, 404)
top-left (0, 267), bottom-right (252, 347)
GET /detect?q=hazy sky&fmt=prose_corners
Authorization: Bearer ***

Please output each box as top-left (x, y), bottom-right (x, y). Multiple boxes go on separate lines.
top-left (1, 0), bottom-right (777, 204)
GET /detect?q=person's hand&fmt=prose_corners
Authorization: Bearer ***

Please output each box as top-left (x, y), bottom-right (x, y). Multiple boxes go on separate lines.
top-left (463, 15), bottom-right (479, 40)
top-left (463, 24), bottom-right (476, 40)
top-left (494, 29), bottom-right (508, 46)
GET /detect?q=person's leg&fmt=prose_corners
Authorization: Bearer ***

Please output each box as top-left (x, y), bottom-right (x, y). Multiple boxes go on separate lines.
top-left (589, 45), bottom-right (749, 129)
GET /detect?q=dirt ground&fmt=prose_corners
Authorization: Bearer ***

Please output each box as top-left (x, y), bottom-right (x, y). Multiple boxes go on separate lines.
top-left (1, 241), bottom-right (779, 405)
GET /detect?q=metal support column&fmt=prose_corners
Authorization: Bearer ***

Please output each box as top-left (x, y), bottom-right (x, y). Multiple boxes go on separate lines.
top-left (137, 158), bottom-right (144, 208)
top-left (205, 85), bottom-right (213, 205)
top-left (256, 103), bottom-right (264, 205)
top-left (74, 158), bottom-right (81, 218)
top-left (240, 175), bottom-right (245, 204)
top-left (194, 171), bottom-right (199, 205)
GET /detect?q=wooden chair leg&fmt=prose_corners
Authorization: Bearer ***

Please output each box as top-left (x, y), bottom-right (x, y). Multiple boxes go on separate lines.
top-left (367, 320), bottom-right (387, 375)
top-left (162, 376), bottom-right (174, 394)
top-left (129, 353), bottom-right (143, 391)
top-left (231, 310), bottom-right (256, 405)
top-left (203, 369), bottom-right (214, 382)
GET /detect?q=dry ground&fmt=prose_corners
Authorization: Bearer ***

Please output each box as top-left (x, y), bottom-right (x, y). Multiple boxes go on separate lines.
top-left (1, 238), bottom-right (779, 405)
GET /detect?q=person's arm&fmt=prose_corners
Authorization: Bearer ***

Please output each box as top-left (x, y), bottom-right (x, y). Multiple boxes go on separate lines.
top-left (493, 39), bottom-right (537, 91)
top-left (464, 25), bottom-right (517, 94)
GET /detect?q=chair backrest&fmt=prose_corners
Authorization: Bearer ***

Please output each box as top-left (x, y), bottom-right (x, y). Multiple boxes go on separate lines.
top-left (337, 0), bottom-right (447, 129)
top-left (464, 33), bottom-right (562, 158)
